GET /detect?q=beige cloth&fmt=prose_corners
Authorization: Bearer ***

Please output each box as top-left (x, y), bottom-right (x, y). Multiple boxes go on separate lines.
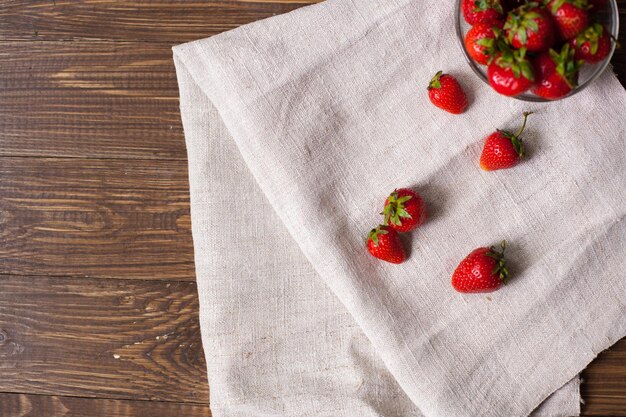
top-left (173, 0), bottom-right (626, 416)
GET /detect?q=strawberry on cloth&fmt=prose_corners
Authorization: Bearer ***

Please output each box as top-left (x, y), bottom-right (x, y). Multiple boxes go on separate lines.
top-left (427, 71), bottom-right (469, 114)
top-left (383, 188), bottom-right (427, 232)
top-left (173, 1), bottom-right (626, 416)
top-left (452, 241), bottom-right (509, 293)
top-left (367, 225), bottom-right (407, 263)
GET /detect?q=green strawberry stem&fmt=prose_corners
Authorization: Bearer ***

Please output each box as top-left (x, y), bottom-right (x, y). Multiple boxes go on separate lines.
top-left (577, 24), bottom-right (605, 55)
top-left (486, 240), bottom-right (509, 283)
top-left (497, 112), bottom-right (532, 158)
top-left (428, 71), bottom-right (443, 89)
top-left (474, 0), bottom-right (504, 13)
top-left (367, 225), bottom-right (388, 246)
top-left (383, 190), bottom-right (413, 227)
top-left (549, 44), bottom-right (582, 88)
top-left (515, 111), bottom-right (533, 137)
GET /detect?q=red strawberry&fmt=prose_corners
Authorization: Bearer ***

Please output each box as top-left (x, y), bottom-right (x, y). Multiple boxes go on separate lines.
top-left (451, 241), bottom-right (509, 293)
top-left (487, 48), bottom-right (536, 96)
top-left (480, 112), bottom-right (532, 171)
top-left (427, 71), bottom-right (469, 114)
top-left (383, 188), bottom-right (427, 232)
top-left (547, 0), bottom-right (589, 40)
top-left (462, 0), bottom-right (505, 25)
top-left (569, 23), bottom-right (612, 63)
top-left (533, 44), bottom-right (582, 100)
top-left (504, 3), bottom-right (555, 52)
top-left (367, 225), bottom-right (406, 264)
top-left (465, 22), bottom-right (504, 65)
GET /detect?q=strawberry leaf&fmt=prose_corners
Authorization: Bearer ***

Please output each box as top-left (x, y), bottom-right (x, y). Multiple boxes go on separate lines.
top-left (428, 71), bottom-right (443, 90)
top-left (550, 44), bottom-right (581, 88)
top-left (383, 190), bottom-right (414, 227)
top-left (474, 0), bottom-right (504, 13)
top-left (526, 19), bottom-right (539, 33)
top-left (476, 38), bottom-right (495, 47)
top-left (397, 209), bottom-right (412, 218)
top-left (550, 0), bottom-right (567, 14)
top-left (368, 226), bottom-right (388, 247)
top-left (517, 27), bottom-right (528, 45)
top-left (487, 240), bottom-right (509, 283)
top-left (576, 23), bottom-right (604, 55)
top-left (520, 61), bottom-right (535, 81)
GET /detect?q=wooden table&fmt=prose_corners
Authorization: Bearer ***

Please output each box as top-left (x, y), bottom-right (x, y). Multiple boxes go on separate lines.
top-left (0, 1), bottom-right (624, 416)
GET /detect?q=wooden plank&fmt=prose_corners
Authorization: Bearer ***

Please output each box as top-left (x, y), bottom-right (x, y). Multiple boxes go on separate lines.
top-left (2, 39), bottom-right (625, 162)
top-left (0, 272), bottom-right (623, 412)
top-left (0, 41), bottom-right (185, 159)
top-left (582, 338), bottom-right (626, 416)
top-left (0, 274), bottom-right (208, 403)
top-left (0, 393), bottom-right (211, 417)
top-left (0, 1), bottom-right (319, 43)
top-left (0, 157), bottom-right (194, 280)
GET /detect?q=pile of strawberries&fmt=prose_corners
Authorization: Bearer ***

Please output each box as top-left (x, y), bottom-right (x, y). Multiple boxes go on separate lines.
top-left (368, 73), bottom-right (537, 293)
top-left (367, 188), bottom-right (512, 293)
top-left (463, 0), bottom-right (613, 99)
top-left (367, 189), bottom-right (427, 265)
top-left (366, 112), bottom-right (531, 293)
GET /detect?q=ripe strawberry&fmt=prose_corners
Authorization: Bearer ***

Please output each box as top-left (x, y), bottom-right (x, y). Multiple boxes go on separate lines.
top-left (504, 3), bottom-right (555, 52)
top-left (451, 241), bottom-right (509, 293)
top-left (569, 23), bottom-right (612, 63)
top-left (480, 112), bottom-right (532, 171)
top-left (462, 0), bottom-right (505, 25)
top-left (465, 22), bottom-right (503, 65)
top-left (383, 189), bottom-right (427, 232)
top-left (427, 71), bottom-right (469, 114)
top-left (487, 48), bottom-right (536, 96)
top-left (533, 44), bottom-right (582, 100)
top-left (367, 225), bottom-right (406, 264)
top-left (547, 0), bottom-right (589, 40)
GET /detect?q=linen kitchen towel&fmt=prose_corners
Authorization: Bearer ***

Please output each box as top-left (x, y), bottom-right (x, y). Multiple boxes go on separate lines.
top-left (173, 0), bottom-right (626, 416)
top-left (174, 49), bottom-right (580, 417)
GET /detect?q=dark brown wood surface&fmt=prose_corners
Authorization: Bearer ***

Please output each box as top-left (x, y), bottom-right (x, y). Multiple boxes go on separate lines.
top-left (0, 157), bottom-right (193, 279)
top-left (0, 393), bottom-right (211, 417)
top-left (0, 1), bottom-right (624, 416)
top-left (0, 275), bottom-right (206, 402)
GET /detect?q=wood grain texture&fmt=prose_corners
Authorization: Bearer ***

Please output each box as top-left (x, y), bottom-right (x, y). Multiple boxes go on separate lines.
top-left (0, 41), bottom-right (185, 159)
top-left (0, 1), bottom-right (319, 43)
top-left (0, 393), bottom-right (211, 417)
top-left (0, 274), bottom-right (208, 403)
top-left (582, 338), bottom-right (626, 416)
top-left (0, 157), bottom-right (194, 280)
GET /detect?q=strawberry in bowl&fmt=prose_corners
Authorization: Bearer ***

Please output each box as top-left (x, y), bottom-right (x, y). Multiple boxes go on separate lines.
top-left (504, 3), bottom-right (555, 53)
top-left (546, 0), bottom-right (589, 41)
top-left (487, 47), bottom-right (536, 96)
top-left (569, 23), bottom-right (612, 63)
top-left (462, 0), bottom-right (505, 25)
top-left (465, 22), bottom-right (503, 65)
top-left (533, 44), bottom-right (582, 100)
top-left (456, 0), bottom-right (618, 101)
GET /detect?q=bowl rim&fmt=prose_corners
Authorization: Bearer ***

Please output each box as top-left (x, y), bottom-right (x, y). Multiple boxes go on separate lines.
top-left (454, 0), bottom-right (620, 102)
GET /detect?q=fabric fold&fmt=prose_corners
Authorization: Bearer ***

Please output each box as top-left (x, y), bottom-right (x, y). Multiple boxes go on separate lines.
top-left (174, 0), bottom-right (626, 416)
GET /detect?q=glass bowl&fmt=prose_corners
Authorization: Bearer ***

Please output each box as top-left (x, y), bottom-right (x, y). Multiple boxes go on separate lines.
top-left (454, 0), bottom-right (620, 101)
